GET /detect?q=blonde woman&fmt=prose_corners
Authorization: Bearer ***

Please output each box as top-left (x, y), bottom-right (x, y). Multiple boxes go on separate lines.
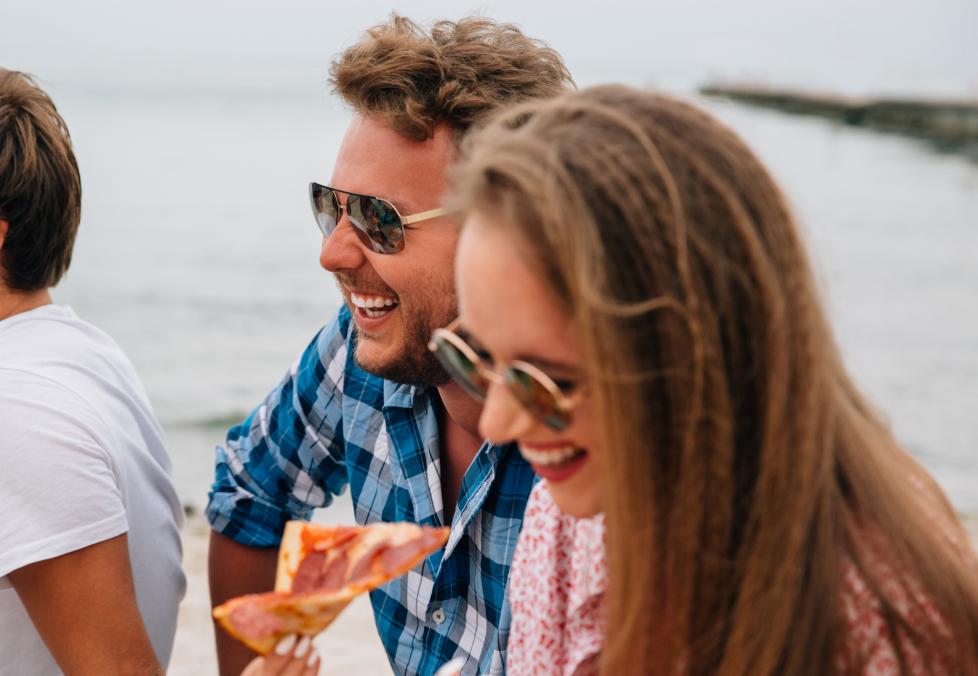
top-left (428, 85), bottom-right (978, 674)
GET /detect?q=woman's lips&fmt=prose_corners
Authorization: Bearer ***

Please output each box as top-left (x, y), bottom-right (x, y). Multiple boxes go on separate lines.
top-left (519, 443), bottom-right (589, 482)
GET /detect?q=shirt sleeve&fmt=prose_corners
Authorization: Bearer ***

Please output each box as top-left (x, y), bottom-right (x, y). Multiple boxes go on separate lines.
top-left (0, 370), bottom-right (129, 586)
top-left (206, 307), bottom-right (353, 547)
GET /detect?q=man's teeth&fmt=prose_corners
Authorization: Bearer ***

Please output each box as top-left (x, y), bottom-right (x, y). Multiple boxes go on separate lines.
top-left (351, 292), bottom-right (398, 317)
top-left (519, 444), bottom-right (584, 467)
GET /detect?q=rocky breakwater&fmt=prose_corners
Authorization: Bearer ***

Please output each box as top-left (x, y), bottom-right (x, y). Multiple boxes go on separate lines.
top-left (701, 83), bottom-right (978, 158)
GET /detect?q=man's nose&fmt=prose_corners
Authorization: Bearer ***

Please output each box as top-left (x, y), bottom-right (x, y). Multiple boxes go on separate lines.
top-left (319, 213), bottom-right (367, 272)
top-left (478, 380), bottom-right (537, 445)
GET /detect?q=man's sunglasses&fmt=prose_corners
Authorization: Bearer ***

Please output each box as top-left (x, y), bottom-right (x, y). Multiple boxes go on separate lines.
top-left (428, 319), bottom-right (582, 432)
top-left (309, 182), bottom-right (447, 254)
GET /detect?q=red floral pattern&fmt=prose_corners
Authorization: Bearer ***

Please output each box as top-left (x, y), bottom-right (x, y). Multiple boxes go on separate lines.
top-left (508, 483), bottom-right (606, 676)
top-left (507, 482), bottom-right (974, 675)
top-left (836, 555), bottom-right (955, 674)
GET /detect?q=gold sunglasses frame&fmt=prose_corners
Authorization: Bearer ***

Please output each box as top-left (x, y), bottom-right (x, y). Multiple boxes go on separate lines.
top-left (428, 318), bottom-right (582, 428)
top-left (309, 182), bottom-right (447, 253)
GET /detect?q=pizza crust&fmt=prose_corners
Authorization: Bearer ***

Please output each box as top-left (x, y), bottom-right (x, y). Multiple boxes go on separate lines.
top-left (213, 520), bottom-right (449, 654)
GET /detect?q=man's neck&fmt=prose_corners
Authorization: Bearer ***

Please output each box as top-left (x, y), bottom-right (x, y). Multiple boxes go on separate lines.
top-left (436, 381), bottom-right (483, 438)
top-left (434, 381), bottom-right (484, 526)
top-left (0, 287), bottom-right (52, 321)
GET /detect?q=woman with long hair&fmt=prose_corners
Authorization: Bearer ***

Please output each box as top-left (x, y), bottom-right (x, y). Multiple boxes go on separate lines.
top-left (430, 85), bottom-right (978, 674)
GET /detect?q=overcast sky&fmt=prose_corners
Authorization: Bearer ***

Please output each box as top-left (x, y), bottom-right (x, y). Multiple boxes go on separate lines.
top-left (3, 0), bottom-right (977, 97)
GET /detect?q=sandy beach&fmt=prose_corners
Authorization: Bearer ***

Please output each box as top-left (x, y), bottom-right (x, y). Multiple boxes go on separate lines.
top-left (169, 513), bottom-right (978, 675)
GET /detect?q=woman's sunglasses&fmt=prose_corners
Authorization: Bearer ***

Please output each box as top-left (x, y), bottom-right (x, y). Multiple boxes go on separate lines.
top-left (309, 182), bottom-right (447, 254)
top-left (428, 319), bottom-right (582, 432)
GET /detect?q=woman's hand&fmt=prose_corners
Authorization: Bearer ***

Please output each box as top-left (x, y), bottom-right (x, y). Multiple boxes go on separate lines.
top-left (241, 634), bottom-right (321, 676)
top-left (434, 657), bottom-right (465, 676)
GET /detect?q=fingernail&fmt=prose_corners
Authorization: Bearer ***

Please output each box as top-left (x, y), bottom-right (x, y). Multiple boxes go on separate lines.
top-left (307, 648), bottom-right (319, 667)
top-left (294, 635), bottom-right (311, 657)
top-left (435, 657), bottom-right (465, 676)
top-left (274, 634), bottom-right (297, 655)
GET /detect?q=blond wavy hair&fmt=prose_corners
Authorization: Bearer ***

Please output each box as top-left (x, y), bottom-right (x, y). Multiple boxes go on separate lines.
top-left (448, 85), bottom-right (978, 675)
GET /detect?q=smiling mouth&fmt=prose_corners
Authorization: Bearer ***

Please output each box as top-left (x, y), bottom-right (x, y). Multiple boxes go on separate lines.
top-left (518, 444), bottom-right (587, 467)
top-left (350, 291), bottom-right (400, 319)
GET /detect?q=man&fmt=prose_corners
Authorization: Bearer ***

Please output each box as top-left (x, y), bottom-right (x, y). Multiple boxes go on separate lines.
top-left (0, 70), bottom-right (185, 674)
top-left (206, 15), bottom-right (573, 676)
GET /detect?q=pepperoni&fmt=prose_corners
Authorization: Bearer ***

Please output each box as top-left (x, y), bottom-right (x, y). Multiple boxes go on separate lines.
top-left (378, 539), bottom-right (428, 572)
top-left (295, 526), bottom-right (448, 593)
top-left (229, 597), bottom-right (286, 639)
top-left (292, 550), bottom-right (351, 594)
top-left (307, 527), bottom-right (359, 553)
top-left (218, 524), bottom-right (450, 650)
top-left (347, 541), bottom-right (387, 583)
top-left (383, 528), bottom-right (447, 569)
top-left (351, 529), bottom-right (446, 584)
top-left (291, 551), bottom-right (327, 593)
top-left (317, 550), bottom-right (350, 593)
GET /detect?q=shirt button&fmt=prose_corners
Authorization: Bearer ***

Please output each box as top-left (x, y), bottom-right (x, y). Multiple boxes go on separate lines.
top-left (431, 608), bottom-right (447, 625)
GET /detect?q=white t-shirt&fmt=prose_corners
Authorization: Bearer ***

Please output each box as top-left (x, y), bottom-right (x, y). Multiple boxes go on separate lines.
top-left (0, 304), bottom-right (186, 675)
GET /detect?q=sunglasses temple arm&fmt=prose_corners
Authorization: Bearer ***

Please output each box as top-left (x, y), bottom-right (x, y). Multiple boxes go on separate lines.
top-left (401, 207), bottom-right (448, 225)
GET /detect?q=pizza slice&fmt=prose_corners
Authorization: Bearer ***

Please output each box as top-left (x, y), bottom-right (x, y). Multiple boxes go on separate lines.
top-left (213, 520), bottom-right (450, 654)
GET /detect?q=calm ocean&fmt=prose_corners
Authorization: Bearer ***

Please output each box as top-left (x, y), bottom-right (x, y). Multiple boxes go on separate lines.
top-left (40, 87), bottom-right (977, 516)
top-left (6, 0), bottom-right (976, 515)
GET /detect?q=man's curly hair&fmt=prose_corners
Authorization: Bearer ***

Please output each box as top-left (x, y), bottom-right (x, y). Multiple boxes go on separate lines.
top-left (330, 15), bottom-right (574, 142)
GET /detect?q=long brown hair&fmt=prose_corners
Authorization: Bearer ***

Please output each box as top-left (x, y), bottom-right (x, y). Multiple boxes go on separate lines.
top-left (448, 85), bottom-right (978, 674)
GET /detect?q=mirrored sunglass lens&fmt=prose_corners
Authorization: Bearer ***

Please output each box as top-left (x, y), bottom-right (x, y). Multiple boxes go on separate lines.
top-left (348, 196), bottom-right (404, 254)
top-left (506, 367), bottom-right (570, 431)
top-left (311, 186), bottom-right (338, 235)
top-left (432, 338), bottom-right (488, 401)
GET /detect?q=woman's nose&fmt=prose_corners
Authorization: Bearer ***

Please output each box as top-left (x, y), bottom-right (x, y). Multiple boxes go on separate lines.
top-left (478, 379), bottom-right (537, 444)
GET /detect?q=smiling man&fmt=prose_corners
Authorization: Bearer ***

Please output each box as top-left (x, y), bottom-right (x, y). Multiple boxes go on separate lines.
top-left (321, 114), bottom-right (459, 385)
top-left (205, 16), bottom-right (573, 676)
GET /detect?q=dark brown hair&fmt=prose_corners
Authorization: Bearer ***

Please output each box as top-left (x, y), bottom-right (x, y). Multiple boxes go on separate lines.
top-left (449, 85), bottom-right (978, 675)
top-left (329, 15), bottom-right (573, 143)
top-left (0, 69), bottom-right (81, 292)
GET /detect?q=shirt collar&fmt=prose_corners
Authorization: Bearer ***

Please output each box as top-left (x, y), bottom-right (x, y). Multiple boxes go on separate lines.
top-left (382, 378), bottom-right (421, 410)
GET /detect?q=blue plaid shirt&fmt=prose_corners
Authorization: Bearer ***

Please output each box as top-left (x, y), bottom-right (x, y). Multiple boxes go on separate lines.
top-left (207, 305), bottom-right (535, 675)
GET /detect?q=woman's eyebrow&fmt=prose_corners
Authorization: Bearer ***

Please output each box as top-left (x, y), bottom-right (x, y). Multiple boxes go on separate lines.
top-left (459, 324), bottom-right (579, 375)
top-left (513, 354), bottom-right (580, 375)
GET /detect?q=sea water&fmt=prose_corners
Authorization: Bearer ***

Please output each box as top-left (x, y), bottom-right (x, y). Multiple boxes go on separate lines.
top-left (43, 87), bottom-right (978, 516)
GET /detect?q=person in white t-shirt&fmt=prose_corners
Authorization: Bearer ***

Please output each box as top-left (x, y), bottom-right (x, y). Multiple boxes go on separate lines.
top-left (0, 69), bottom-right (185, 675)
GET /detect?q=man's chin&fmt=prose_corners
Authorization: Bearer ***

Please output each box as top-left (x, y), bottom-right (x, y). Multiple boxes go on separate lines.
top-left (353, 339), bottom-right (449, 386)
